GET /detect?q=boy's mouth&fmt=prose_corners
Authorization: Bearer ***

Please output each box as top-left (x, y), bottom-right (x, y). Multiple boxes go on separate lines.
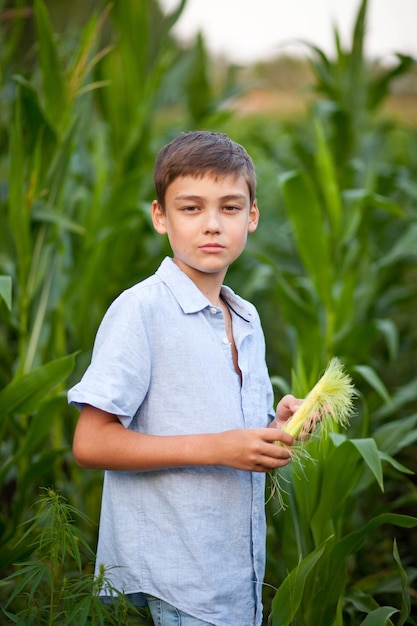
top-left (199, 243), bottom-right (225, 253)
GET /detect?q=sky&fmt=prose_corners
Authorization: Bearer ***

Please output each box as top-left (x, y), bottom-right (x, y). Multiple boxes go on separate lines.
top-left (160, 0), bottom-right (417, 64)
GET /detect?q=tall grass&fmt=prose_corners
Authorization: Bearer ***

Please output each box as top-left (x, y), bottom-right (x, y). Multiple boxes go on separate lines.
top-left (1, 0), bottom-right (416, 623)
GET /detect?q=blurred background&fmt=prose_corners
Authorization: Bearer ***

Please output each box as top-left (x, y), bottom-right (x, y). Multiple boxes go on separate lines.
top-left (161, 0), bottom-right (417, 62)
top-left (0, 1), bottom-right (416, 624)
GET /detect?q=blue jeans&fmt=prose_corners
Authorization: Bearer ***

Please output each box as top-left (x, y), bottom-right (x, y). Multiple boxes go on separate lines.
top-left (146, 596), bottom-right (214, 626)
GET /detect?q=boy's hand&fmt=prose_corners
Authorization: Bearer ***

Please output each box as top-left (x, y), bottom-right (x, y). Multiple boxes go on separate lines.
top-left (270, 394), bottom-right (303, 430)
top-left (215, 427), bottom-right (295, 473)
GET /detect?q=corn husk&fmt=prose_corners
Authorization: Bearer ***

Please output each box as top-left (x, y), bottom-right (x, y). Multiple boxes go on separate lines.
top-left (282, 357), bottom-right (355, 441)
top-left (271, 357), bottom-right (356, 506)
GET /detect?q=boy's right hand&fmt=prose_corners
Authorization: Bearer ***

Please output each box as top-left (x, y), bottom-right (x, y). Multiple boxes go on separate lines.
top-left (214, 428), bottom-right (294, 473)
top-left (73, 405), bottom-right (294, 473)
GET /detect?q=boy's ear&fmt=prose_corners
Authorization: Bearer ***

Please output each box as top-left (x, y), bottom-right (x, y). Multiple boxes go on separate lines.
top-left (248, 201), bottom-right (259, 233)
top-left (151, 200), bottom-right (167, 234)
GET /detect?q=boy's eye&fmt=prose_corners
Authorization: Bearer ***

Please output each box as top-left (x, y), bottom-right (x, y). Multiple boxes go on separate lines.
top-left (223, 205), bottom-right (240, 212)
top-left (182, 206), bottom-right (199, 212)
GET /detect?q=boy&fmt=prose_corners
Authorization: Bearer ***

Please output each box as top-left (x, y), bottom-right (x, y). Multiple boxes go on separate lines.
top-left (69, 131), bottom-right (299, 626)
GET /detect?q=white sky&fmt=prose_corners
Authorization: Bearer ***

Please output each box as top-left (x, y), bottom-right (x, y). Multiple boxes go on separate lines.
top-left (160, 0), bottom-right (417, 64)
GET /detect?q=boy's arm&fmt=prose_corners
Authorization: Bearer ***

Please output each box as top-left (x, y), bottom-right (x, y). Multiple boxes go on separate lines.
top-left (73, 404), bottom-right (295, 473)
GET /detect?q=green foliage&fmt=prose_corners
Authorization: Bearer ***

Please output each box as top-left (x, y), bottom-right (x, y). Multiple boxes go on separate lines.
top-left (1, 489), bottom-right (152, 625)
top-left (0, 0), bottom-right (416, 623)
top-left (258, 1), bottom-right (417, 623)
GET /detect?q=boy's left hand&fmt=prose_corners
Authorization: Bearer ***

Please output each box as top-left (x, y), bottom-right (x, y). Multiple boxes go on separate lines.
top-left (269, 394), bottom-right (303, 430)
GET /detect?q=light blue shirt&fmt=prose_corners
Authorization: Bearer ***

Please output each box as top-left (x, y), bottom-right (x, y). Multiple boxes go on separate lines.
top-left (68, 257), bottom-right (275, 626)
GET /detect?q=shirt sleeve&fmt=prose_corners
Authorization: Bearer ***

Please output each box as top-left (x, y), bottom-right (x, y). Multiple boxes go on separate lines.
top-left (67, 290), bottom-right (151, 428)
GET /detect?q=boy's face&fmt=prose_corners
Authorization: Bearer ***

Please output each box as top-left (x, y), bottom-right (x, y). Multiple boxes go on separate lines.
top-left (152, 173), bottom-right (259, 286)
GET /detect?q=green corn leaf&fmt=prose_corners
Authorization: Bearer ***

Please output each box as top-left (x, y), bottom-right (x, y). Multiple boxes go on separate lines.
top-left (67, 5), bottom-right (112, 99)
top-left (271, 538), bottom-right (330, 626)
top-left (345, 587), bottom-right (381, 614)
top-left (374, 378), bottom-right (417, 420)
top-left (375, 222), bottom-right (417, 269)
top-left (45, 116), bottom-right (79, 207)
top-left (0, 353), bottom-right (77, 416)
top-left (358, 606), bottom-right (398, 626)
top-left (11, 396), bottom-right (64, 462)
top-left (32, 203), bottom-right (86, 235)
top-left (279, 170), bottom-right (333, 309)
top-left (185, 33), bottom-right (213, 125)
top-left (34, 0), bottom-right (69, 131)
top-left (369, 53), bottom-right (415, 110)
top-left (393, 539), bottom-right (411, 626)
top-left (374, 414), bottom-right (417, 456)
top-left (0, 276), bottom-right (12, 310)
top-left (375, 319), bottom-right (399, 362)
top-left (335, 513), bottom-right (417, 564)
top-left (317, 514), bottom-right (417, 618)
top-left (162, 0), bottom-right (187, 34)
top-left (310, 440), bottom-right (364, 544)
top-left (314, 117), bottom-right (342, 240)
top-left (19, 449), bottom-right (66, 498)
top-left (349, 438), bottom-right (384, 491)
top-left (12, 74), bottom-right (57, 156)
top-left (369, 193), bottom-right (403, 217)
top-left (9, 96), bottom-right (32, 286)
top-left (378, 451), bottom-right (415, 475)
top-left (353, 364), bottom-right (391, 404)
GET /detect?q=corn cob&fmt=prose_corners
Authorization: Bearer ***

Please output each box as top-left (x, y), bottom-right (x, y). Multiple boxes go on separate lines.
top-left (282, 357), bottom-right (355, 441)
top-left (270, 358), bottom-right (355, 506)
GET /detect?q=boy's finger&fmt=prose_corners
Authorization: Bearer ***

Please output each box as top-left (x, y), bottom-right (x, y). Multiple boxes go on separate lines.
top-left (263, 428), bottom-right (295, 446)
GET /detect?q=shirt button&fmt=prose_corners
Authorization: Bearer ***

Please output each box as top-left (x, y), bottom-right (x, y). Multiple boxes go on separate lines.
top-left (209, 307), bottom-right (217, 314)
top-left (222, 337), bottom-right (229, 344)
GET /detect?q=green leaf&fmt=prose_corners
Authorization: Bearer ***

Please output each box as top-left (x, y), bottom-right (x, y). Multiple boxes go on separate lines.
top-left (374, 378), bottom-right (417, 420)
top-left (336, 513), bottom-right (417, 562)
top-left (378, 451), bottom-right (414, 475)
top-left (393, 539), bottom-right (411, 626)
top-left (374, 414), bottom-right (417, 456)
top-left (34, 0), bottom-right (69, 131)
top-left (349, 438), bottom-right (384, 491)
top-left (310, 440), bottom-right (364, 543)
top-left (318, 514), bottom-right (417, 619)
top-left (0, 353), bottom-right (77, 416)
top-left (374, 319), bottom-right (399, 361)
top-left (375, 222), bottom-right (417, 268)
top-left (13, 396), bottom-right (64, 461)
top-left (358, 606), bottom-right (398, 626)
top-left (353, 365), bottom-right (391, 404)
top-left (271, 539), bottom-right (330, 626)
top-left (314, 117), bottom-right (342, 239)
top-left (32, 203), bottom-right (86, 235)
top-left (8, 95), bottom-right (32, 285)
top-left (279, 170), bottom-right (333, 308)
top-left (0, 276), bottom-right (12, 310)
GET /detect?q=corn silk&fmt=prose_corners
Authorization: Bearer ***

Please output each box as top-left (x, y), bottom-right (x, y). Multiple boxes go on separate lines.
top-left (270, 357), bottom-right (356, 504)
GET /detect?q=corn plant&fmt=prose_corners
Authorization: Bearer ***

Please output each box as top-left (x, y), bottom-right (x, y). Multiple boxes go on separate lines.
top-left (245, 2), bottom-right (417, 622)
top-left (1, 0), bottom-right (417, 623)
top-left (0, 0), bottom-right (248, 587)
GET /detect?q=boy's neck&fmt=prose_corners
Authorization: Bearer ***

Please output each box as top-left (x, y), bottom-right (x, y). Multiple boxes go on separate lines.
top-left (193, 274), bottom-right (225, 307)
top-left (173, 258), bottom-right (226, 306)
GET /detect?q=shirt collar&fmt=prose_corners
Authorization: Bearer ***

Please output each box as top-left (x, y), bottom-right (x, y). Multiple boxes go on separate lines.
top-left (156, 257), bottom-right (253, 322)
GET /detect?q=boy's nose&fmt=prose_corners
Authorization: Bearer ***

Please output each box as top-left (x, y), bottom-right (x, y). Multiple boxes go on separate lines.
top-left (204, 211), bottom-right (221, 233)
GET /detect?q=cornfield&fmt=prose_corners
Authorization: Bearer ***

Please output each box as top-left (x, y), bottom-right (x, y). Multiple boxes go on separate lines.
top-left (1, 1), bottom-right (416, 624)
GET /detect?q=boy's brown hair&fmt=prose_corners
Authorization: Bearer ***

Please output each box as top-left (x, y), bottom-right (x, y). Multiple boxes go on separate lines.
top-left (154, 131), bottom-right (257, 208)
